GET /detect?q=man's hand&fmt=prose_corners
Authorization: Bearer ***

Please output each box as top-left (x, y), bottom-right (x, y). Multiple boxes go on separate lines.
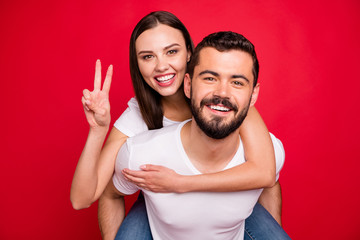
top-left (82, 59), bottom-right (113, 129)
top-left (122, 165), bottom-right (183, 193)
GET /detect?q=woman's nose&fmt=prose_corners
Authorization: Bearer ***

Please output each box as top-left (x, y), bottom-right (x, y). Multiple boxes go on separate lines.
top-left (155, 56), bottom-right (170, 72)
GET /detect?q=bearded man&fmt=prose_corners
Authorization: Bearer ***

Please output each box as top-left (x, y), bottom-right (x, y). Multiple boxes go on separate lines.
top-left (102, 31), bottom-right (287, 240)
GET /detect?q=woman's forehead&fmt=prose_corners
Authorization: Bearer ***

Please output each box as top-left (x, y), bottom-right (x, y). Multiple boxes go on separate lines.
top-left (135, 24), bottom-right (186, 52)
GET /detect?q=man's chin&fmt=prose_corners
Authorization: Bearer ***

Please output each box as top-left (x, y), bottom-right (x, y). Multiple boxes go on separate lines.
top-left (208, 116), bottom-right (235, 126)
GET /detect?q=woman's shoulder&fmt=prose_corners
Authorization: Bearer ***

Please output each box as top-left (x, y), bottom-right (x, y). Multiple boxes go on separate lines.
top-left (113, 97), bottom-right (148, 137)
top-left (127, 97), bottom-right (140, 109)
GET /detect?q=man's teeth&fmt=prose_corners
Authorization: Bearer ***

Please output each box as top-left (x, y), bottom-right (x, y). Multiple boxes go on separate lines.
top-left (156, 74), bottom-right (175, 82)
top-left (210, 105), bottom-right (230, 112)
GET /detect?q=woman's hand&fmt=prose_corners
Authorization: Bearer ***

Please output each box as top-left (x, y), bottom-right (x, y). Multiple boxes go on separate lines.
top-left (82, 60), bottom-right (113, 129)
top-left (122, 165), bottom-right (183, 193)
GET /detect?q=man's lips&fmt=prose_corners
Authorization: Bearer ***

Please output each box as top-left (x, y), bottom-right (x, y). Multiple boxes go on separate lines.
top-left (201, 96), bottom-right (238, 113)
top-left (208, 104), bottom-right (231, 112)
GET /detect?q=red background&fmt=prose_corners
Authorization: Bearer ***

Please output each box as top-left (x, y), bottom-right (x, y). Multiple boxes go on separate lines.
top-left (1, 0), bottom-right (359, 239)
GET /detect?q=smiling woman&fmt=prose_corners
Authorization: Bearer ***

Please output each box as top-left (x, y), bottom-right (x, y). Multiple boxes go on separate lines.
top-left (136, 24), bottom-right (191, 97)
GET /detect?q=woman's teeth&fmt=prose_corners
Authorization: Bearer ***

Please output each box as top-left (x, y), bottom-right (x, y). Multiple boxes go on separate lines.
top-left (155, 74), bottom-right (175, 82)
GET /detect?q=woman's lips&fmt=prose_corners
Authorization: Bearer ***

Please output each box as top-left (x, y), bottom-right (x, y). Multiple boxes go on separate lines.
top-left (154, 73), bottom-right (176, 87)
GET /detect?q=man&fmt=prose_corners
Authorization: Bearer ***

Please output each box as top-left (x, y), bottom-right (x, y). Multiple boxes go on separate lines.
top-left (101, 31), bottom-right (287, 239)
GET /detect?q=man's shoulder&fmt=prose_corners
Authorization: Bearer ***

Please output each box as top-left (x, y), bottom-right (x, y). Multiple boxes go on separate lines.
top-left (126, 121), bottom-right (184, 147)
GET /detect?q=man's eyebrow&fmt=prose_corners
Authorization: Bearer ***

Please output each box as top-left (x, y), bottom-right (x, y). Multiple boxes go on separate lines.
top-left (199, 71), bottom-right (250, 83)
top-left (199, 70), bottom-right (219, 77)
top-left (232, 74), bottom-right (250, 83)
top-left (138, 43), bottom-right (181, 55)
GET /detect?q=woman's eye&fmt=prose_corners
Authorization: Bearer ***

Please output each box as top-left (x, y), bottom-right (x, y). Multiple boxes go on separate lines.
top-left (167, 49), bottom-right (178, 55)
top-left (142, 55), bottom-right (153, 60)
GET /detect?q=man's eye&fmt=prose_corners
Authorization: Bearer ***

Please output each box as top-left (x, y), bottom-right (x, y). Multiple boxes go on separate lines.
top-left (233, 81), bottom-right (244, 86)
top-left (167, 49), bottom-right (178, 55)
top-left (204, 77), bottom-right (215, 81)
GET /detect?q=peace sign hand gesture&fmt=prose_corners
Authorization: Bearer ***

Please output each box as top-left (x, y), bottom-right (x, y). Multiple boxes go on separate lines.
top-left (82, 60), bottom-right (113, 129)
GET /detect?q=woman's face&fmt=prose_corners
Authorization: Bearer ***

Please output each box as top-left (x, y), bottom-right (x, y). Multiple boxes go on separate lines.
top-left (136, 24), bottom-right (190, 97)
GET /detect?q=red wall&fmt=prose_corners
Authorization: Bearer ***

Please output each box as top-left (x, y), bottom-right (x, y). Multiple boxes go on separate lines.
top-left (1, 0), bottom-right (359, 239)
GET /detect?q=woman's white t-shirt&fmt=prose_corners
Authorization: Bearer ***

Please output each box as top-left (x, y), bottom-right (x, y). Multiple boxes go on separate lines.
top-left (113, 97), bottom-right (179, 137)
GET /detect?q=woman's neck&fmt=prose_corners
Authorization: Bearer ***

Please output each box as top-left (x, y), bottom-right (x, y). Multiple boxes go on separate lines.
top-left (161, 88), bottom-right (191, 122)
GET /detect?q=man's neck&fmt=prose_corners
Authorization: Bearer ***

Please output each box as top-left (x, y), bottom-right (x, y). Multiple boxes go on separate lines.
top-left (181, 119), bottom-right (240, 174)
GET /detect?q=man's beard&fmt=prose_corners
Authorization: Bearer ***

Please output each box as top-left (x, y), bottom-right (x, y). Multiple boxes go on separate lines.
top-left (191, 95), bottom-right (250, 139)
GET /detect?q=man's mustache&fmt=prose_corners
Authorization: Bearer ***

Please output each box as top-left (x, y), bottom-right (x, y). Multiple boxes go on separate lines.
top-left (200, 96), bottom-right (238, 112)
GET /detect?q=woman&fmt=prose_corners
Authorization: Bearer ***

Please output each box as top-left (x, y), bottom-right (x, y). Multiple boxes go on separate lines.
top-left (71, 11), bottom-right (288, 240)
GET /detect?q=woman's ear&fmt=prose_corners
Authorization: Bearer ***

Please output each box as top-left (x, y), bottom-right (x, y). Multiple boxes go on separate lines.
top-left (187, 50), bottom-right (191, 63)
top-left (184, 73), bottom-right (191, 99)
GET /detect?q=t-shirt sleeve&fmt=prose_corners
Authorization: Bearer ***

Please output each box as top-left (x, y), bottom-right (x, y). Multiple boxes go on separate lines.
top-left (113, 97), bottom-right (148, 137)
top-left (269, 133), bottom-right (285, 182)
top-left (112, 140), bottom-right (139, 195)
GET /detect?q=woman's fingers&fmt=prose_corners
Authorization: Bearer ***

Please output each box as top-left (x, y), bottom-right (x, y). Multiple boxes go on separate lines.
top-left (122, 169), bottom-right (146, 184)
top-left (81, 96), bottom-right (90, 111)
top-left (82, 89), bottom-right (92, 108)
top-left (83, 89), bottom-right (91, 99)
top-left (102, 65), bottom-right (113, 94)
top-left (93, 59), bottom-right (113, 94)
top-left (94, 59), bottom-right (102, 90)
top-left (140, 164), bottom-right (167, 172)
top-left (123, 168), bottom-right (146, 178)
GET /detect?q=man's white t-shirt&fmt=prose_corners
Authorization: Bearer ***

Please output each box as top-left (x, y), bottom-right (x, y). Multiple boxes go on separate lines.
top-left (113, 101), bottom-right (285, 240)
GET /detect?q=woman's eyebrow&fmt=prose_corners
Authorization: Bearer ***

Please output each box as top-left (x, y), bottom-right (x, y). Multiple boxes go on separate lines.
top-left (164, 43), bottom-right (181, 50)
top-left (137, 43), bottom-right (181, 55)
top-left (137, 50), bottom-right (153, 55)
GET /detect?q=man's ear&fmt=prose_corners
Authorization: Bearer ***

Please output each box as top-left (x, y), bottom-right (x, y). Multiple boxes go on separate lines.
top-left (184, 73), bottom-right (191, 99)
top-left (250, 83), bottom-right (260, 107)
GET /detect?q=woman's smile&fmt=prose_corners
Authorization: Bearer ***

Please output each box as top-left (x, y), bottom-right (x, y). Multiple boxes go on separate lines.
top-left (154, 73), bottom-right (176, 87)
top-left (136, 24), bottom-right (189, 97)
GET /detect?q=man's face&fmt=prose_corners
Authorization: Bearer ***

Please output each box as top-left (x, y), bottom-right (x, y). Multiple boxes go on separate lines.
top-left (184, 47), bottom-right (259, 139)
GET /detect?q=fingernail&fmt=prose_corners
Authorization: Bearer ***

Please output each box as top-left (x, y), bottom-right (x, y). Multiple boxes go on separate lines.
top-left (140, 165), bottom-right (146, 170)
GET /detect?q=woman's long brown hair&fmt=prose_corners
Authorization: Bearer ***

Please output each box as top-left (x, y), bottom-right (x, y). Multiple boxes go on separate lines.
top-left (129, 11), bottom-right (194, 130)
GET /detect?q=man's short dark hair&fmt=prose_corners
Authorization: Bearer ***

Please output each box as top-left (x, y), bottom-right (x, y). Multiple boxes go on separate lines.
top-left (188, 31), bottom-right (259, 87)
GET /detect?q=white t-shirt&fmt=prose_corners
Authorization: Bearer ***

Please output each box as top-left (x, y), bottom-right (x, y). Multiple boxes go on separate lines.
top-left (114, 97), bottom-right (178, 137)
top-left (113, 119), bottom-right (285, 240)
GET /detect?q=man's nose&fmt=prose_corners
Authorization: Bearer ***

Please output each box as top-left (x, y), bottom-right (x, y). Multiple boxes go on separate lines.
top-left (214, 81), bottom-right (231, 98)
